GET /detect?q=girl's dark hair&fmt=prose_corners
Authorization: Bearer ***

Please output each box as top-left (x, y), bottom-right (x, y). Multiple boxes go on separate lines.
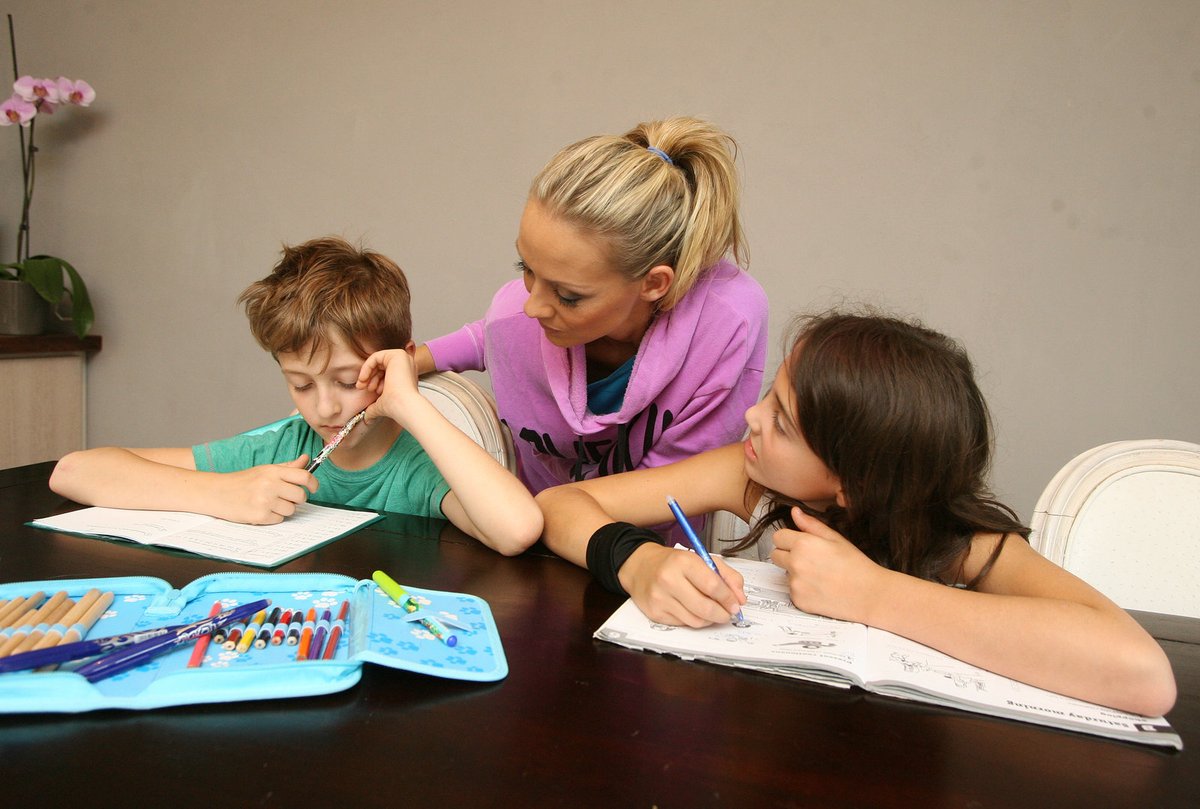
top-left (731, 310), bottom-right (1028, 587)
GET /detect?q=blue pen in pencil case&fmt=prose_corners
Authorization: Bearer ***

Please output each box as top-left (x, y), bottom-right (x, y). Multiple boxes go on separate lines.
top-left (0, 572), bottom-right (507, 713)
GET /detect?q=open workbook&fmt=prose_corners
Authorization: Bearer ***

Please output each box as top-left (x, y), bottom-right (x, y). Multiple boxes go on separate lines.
top-left (595, 557), bottom-right (1181, 750)
top-left (29, 503), bottom-right (382, 567)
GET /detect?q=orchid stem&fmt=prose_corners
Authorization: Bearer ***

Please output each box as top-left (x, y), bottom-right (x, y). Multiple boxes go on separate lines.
top-left (7, 14), bottom-right (33, 264)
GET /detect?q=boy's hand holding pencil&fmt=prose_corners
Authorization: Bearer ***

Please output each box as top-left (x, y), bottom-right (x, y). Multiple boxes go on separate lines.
top-left (208, 458), bottom-right (317, 525)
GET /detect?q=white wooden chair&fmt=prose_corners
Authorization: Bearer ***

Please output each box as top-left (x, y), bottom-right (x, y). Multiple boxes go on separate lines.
top-left (1029, 439), bottom-right (1200, 618)
top-left (417, 371), bottom-right (516, 474)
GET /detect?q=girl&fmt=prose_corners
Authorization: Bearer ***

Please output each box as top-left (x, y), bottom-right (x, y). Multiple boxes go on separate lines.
top-left (414, 116), bottom-right (768, 496)
top-left (536, 310), bottom-right (1177, 717)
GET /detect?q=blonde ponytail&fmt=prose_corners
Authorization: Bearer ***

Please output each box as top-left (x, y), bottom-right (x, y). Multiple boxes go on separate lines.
top-left (529, 116), bottom-right (746, 310)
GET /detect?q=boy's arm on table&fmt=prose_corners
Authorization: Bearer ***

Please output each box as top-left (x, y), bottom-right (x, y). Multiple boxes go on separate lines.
top-left (536, 444), bottom-right (751, 626)
top-left (359, 348), bottom-right (542, 556)
top-left (49, 446), bottom-right (316, 525)
top-left (773, 510), bottom-right (1177, 717)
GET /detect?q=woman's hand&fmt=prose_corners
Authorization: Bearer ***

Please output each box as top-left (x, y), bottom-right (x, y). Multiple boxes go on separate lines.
top-left (769, 507), bottom-right (888, 624)
top-left (619, 543), bottom-right (747, 627)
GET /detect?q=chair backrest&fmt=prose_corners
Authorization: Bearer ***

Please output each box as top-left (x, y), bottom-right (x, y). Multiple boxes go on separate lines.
top-left (239, 371), bottom-right (516, 475)
top-left (1029, 439), bottom-right (1200, 618)
top-left (417, 371), bottom-right (517, 474)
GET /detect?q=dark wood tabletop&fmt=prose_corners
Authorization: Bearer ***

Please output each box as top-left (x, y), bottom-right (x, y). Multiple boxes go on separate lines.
top-left (0, 462), bottom-right (1195, 808)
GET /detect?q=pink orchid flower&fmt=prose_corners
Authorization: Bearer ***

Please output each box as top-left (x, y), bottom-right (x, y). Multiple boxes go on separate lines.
top-left (0, 94), bottom-right (37, 126)
top-left (13, 75), bottom-right (61, 104)
top-left (56, 77), bottom-right (95, 107)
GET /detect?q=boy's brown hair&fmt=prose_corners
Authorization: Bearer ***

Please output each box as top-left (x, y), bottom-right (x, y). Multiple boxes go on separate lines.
top-left (239, 236), bottom-right (412, 360)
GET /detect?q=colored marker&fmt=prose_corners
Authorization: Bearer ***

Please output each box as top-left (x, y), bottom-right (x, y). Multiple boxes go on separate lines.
top-left (307, 609), bottom-right (332, 660)
top-left (237, 609), bottom-right (268, 653)
top-left (187, 602), bottom-right (223, 669)
top-left (222, 625), bottom-right (244, 651)
top-left (372, 570), bottom-right (457, 647)
top-left (256, 607), bottom-right (282, 649)
top-left (321, 600), bottom-right (351, 661)
top-left (295, 608), bottom-right (317, 660)
top-left (667, 495), bottom-right (747, 627)
top-left (271, 609), bottom-right (293, 645)
top-left (286, 610), bottom-right (304, 645)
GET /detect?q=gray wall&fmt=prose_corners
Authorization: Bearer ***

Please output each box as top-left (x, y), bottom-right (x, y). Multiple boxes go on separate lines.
top-left (3, 1), bottom-right (1197, 519)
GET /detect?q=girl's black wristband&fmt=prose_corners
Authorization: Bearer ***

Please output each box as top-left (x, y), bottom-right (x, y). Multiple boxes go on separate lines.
top-left (585, 522), bottom-right (662, 595)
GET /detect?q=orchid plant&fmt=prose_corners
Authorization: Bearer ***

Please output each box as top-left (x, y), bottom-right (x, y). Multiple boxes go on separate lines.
top-left (1, 15), bottom-right (95, 338)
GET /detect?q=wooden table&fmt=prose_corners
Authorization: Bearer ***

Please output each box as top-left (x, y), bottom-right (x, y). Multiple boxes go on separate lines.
top-left (0, 462), bottom-right (1195, 808)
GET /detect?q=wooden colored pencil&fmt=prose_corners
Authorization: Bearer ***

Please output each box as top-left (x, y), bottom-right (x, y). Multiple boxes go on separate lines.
top-left (30, 589), bottom-right (105, 651)
top-left (9, 597), bottom-right (76, 656)
top-left (0, 591), bottom-right (44, 628)
top-left (62, 591), bottom-right (113, 644)
top-left (0, 591), bottom-right (70, 657)
top-left (31, 590), bottom-right (114, 672)
top-left (187, 602), bottom-right (222, 668)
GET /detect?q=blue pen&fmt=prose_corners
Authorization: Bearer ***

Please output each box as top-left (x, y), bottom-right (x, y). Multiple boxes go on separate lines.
top-left (0, 625), bottom-right (179, 674)
top-left (666, 495), bottom-right (747, 627)
top-left (76, 599), bottom-right (271, 682)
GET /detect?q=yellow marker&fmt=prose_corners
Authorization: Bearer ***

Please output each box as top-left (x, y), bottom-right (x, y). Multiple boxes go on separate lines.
top-left (372, 570), bottom-right (457, 647)
top-left (235, 609), bottom-right (267, 654)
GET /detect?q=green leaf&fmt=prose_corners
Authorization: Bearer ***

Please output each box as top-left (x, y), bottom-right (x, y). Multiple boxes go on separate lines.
top-left (10, 255), bottom-right (94, 339)
top-left (21, 256), bottom-right (66, 301)
top-left (56, 257), bottom-right (94, 339)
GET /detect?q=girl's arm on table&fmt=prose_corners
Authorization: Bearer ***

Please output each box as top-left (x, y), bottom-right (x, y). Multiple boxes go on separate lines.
top-left (537, 443), bottom-right (752, 626)
top-left (774, 509), bottom-right (1177, 717)
top-left (49, 446), bottom-right (316, 525)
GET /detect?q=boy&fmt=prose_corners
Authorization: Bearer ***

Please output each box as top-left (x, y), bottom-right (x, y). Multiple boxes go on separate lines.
top-left (50, 237), bottom-right (542, 556)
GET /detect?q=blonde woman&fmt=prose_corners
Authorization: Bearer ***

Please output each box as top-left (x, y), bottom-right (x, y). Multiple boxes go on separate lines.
top-left (413, 117), bottom-right (768, 498)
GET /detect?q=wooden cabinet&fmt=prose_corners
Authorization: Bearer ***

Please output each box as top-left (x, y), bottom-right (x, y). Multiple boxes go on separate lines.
top-left (0, 334), bottom-right (102, 469)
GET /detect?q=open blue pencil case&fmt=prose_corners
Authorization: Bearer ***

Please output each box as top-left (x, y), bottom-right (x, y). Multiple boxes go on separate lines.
top-left (0, 571), bottom-right (507, 713)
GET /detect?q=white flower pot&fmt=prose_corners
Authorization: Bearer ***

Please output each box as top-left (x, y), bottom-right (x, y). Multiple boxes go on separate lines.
top-left (0, 279), bottom-right (47, 335)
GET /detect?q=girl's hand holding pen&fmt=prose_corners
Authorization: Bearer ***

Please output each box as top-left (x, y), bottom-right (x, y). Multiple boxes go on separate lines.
top-left (620, 543), bottom-right (747, 628)
top-left (770, 507), bottom-right (885, 624)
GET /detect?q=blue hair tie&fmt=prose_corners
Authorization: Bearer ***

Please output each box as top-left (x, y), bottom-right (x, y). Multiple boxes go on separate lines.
top-left (646, 146), bottom-right (673, 165)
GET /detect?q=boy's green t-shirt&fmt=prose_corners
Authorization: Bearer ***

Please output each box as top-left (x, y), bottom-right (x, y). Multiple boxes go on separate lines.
top-left (192, 419), bottom-right (451, 518)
